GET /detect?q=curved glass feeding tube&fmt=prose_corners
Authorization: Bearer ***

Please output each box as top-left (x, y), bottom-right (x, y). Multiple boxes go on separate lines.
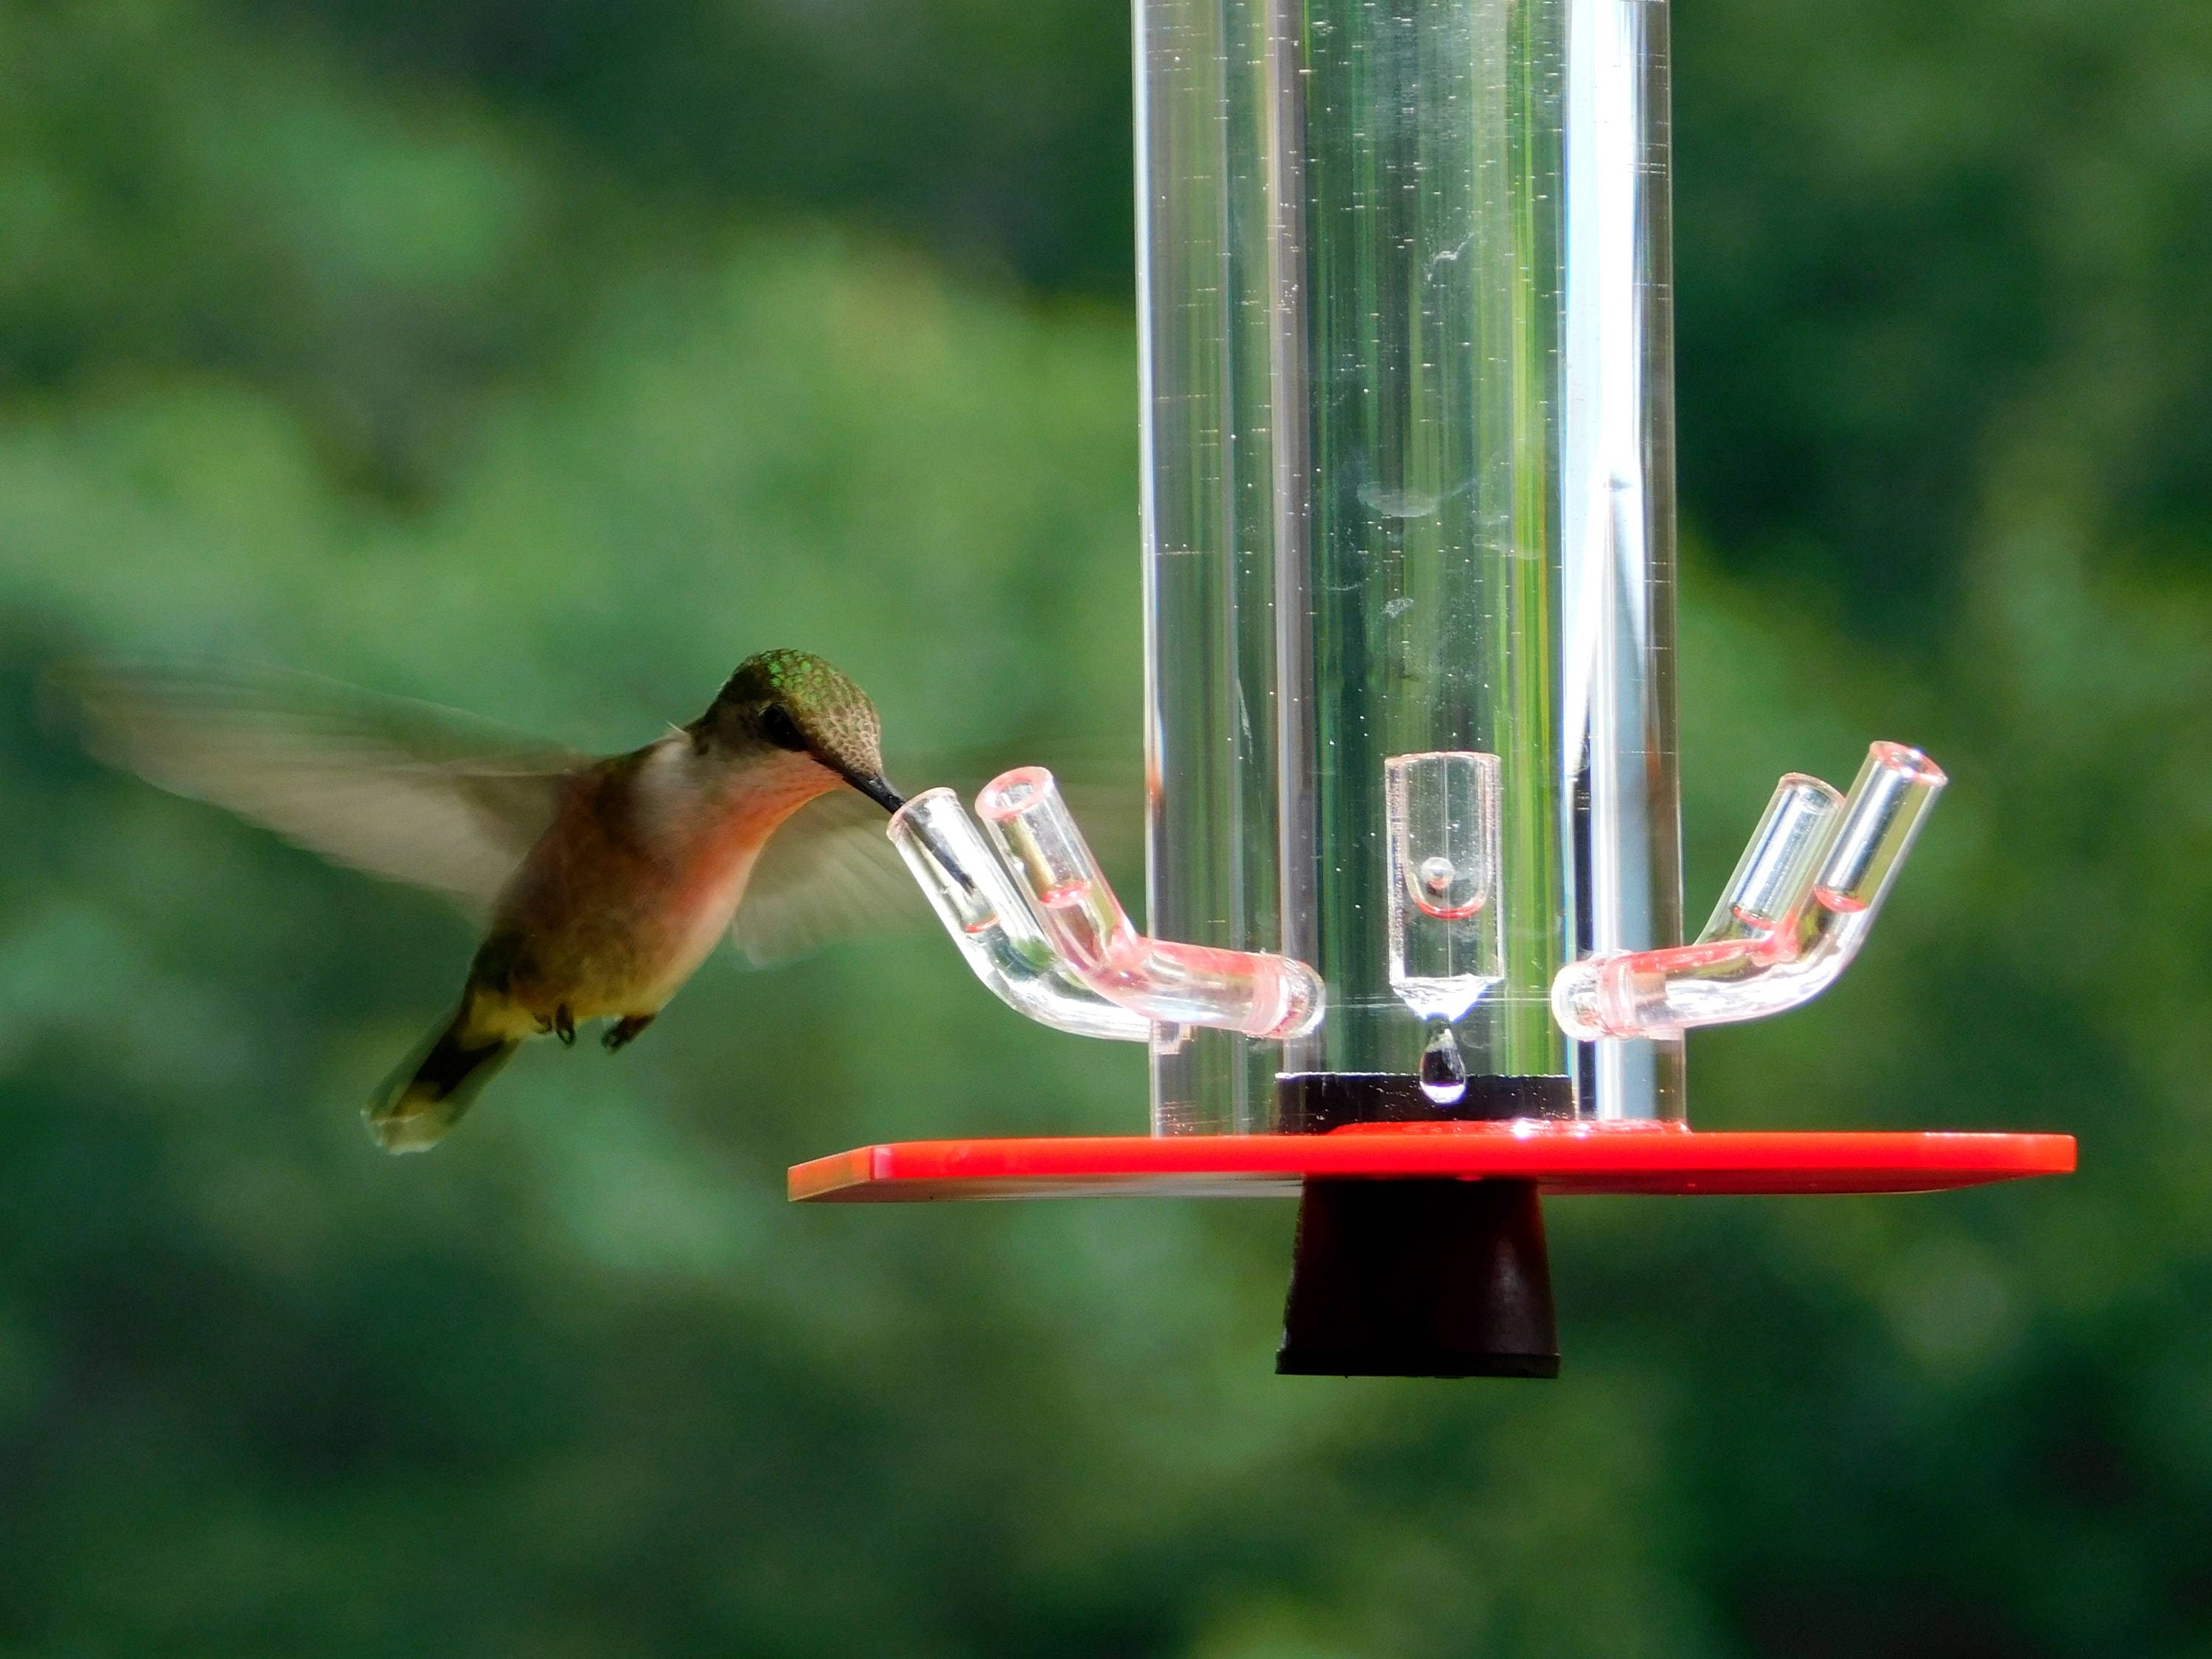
top-left (1551, 744), bottom-right (1946, 1042)
top-left (1695, 773), bottom-right (1846, 945)
top-left (888, 790), bottom-right (1151, 1043)
top-left (975, 768), bottom-right (1326, 1044)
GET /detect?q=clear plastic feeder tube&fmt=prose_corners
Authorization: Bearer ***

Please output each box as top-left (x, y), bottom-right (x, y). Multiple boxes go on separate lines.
top-left (887, 790), bottom-right (1152, 1043)
top-left (975, 768), bottom-right (1326, 1043)
top-left (1385, 752), bottom-right (1506, 1026)
top-left (1697, 774), bottom-right (1845, 945)
top-left (1387, 750), bottom-right (1507, 1107)
top-left (1137, 0), bottom-right (1681, 1127)
top-left (1551, 743), bottom-right (1947, 1041)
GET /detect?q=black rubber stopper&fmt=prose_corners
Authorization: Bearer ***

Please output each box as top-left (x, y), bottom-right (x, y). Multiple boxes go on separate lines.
top-left (1274, 1072), bottom-right (1568, 1380)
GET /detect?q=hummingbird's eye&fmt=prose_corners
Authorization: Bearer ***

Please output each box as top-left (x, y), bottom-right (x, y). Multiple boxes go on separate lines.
top-left (758, 704), bottom-right (808, 752)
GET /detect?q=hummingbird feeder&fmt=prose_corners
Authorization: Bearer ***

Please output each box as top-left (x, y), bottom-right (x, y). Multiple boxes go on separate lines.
top-left (792, 0), bottom-right (2073, 1375)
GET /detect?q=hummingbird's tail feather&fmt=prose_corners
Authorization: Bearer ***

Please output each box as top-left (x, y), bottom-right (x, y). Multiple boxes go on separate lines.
top-left (368, 1012), bottom-right (520, 1153)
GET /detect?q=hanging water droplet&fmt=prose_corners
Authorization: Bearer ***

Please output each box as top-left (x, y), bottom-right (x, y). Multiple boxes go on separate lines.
top-left (1419, 855), bottom-right (1456, 896)
top-left (1419, 1021), bottom-right (1467, 1105)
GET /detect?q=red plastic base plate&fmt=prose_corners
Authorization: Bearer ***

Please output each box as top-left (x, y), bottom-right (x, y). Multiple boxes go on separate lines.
top-left (789, 1124), bottom-right (2076, 1203)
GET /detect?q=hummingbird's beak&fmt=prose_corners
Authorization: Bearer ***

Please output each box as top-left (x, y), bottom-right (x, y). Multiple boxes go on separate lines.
top-left (846, 771), bottom-right (906, 815)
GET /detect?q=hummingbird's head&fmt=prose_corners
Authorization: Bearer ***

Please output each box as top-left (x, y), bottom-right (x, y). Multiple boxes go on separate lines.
top-left (702, 650), bottom-right (904, 813)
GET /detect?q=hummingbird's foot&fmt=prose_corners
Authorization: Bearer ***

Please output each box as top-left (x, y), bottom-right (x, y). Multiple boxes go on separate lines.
top-left (604, 1014), bottom-right (656, 1053)
top-left (535, 1005), bottom-right (577, 1046)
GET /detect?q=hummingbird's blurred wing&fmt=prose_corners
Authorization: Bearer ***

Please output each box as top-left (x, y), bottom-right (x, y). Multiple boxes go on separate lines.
top-left (57, 661), bottom-right (588, 917)
top-left (729, 790), bottom-right (926, 966)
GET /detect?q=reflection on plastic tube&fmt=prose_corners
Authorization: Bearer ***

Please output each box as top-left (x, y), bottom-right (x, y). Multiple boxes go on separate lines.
top-left (1551, 743), bottom-right (1946, 1042)
top-left (888, 789), bottom-right (1152, 1043)
top-left (976, 767), bottom-right (1326, 1041)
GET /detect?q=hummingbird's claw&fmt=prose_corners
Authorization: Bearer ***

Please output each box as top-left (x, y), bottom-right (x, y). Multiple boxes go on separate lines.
top-left (605, 1014), bottom-right (655, 1053)
top-left (536, 1004), bottom-right (577, 1046)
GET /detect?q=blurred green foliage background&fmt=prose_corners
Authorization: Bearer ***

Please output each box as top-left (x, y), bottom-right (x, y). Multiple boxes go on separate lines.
top-left (4, 0), bottom-right (2211, 1652)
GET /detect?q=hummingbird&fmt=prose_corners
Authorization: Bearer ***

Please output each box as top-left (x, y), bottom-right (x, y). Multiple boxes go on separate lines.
top-left (63, 651), bottom-right (910, 1152)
